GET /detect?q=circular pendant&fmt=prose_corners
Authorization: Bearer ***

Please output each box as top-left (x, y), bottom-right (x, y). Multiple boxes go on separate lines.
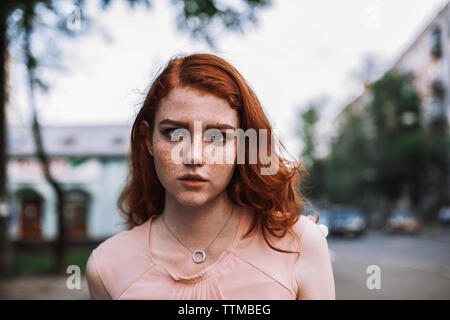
top-left (192, 249), bottom-right (206, 263)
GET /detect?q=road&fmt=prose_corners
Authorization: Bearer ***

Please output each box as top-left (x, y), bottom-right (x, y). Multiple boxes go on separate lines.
top-left (328, 226), bottom-right (450, 299)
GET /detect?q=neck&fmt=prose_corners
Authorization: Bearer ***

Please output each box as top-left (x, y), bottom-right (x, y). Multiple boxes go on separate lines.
top-left (162, 192), bottom-right (235, 243)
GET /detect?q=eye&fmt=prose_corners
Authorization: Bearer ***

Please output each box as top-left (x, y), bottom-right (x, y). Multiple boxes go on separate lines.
top-left (162, 128), bottom-right (184, 140)
top-left (220, 131), bottom-right (235, 142)
top-left (204, 130), bottom-right (227, 143)
top-left (162, 128), bottom-right (174, 138)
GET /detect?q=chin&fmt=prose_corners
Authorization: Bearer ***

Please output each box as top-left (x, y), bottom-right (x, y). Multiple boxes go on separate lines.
top-left (173, 192), bottom-right (211, 207)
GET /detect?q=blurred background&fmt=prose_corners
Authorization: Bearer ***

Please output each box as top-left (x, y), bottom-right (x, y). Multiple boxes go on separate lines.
top-left (0, 0), bottom-right (448, 299)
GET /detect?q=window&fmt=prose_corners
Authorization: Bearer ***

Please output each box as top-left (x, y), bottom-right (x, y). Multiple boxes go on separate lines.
top-left (432, 80), bottom-right (445, 100)
top-left (62, 136), bottom-right (75, 146)
top-left (430, 27), bottom-right (442, 58)
top-left (112, 136), bottom-right (124, 145)
top-left (429, 79), bottom-right (446, 121)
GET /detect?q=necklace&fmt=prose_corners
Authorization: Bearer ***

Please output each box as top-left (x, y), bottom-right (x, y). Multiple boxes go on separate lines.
top-left (161, 204), bottom-right (234, 264)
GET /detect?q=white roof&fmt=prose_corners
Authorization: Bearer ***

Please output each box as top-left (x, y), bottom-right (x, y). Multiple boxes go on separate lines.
top-left (7, 124), bottom-right (132, 158)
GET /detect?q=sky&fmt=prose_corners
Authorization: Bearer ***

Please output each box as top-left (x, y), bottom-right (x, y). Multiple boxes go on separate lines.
top-left (8, 0), bottom-right (449, 160)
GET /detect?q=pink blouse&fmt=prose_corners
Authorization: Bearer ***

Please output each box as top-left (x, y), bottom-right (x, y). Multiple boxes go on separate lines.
top-left (90, 207), bottom-right (335, 299)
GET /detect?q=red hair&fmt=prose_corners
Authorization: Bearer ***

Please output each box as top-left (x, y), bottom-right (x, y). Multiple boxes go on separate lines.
top-left (117, 53), bottom-right (311, 254)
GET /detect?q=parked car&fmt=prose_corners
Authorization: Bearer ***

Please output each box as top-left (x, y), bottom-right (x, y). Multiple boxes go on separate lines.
top-left (438, 206), bottom-right (450, 226)
top-left (384, 209), bottom-right (423, 234)
top-left (330, 207), bottom-right (368, 237)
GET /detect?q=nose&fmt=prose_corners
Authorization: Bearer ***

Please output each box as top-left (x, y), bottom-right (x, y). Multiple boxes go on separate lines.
top-left (187, 120), bottom-right (203, 165)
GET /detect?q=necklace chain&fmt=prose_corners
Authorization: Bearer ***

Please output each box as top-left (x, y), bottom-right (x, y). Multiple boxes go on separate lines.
top-left (161, 204), bottom-right (234, 261)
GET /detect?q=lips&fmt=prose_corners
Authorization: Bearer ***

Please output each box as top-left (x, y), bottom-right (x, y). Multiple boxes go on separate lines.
top-left (179, 174), bottom-right (208, 181)
top-left (179, 174), bottom-right (207, 188)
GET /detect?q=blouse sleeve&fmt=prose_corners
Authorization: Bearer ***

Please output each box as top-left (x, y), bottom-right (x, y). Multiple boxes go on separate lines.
top-left (86, 250), bottom-right (112, 299)
top-left (295, 220), bottom-right (336, 300)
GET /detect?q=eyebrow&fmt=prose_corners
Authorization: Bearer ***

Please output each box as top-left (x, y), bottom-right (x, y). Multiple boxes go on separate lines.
top-left (159, 119), bottom-right (236, 130)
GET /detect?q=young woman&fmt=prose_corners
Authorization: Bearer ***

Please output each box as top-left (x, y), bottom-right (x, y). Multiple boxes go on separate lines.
top-left (86, 53), bottom-right (335, 300)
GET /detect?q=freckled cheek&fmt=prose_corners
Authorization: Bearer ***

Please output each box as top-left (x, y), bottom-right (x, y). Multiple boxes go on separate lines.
top-left (153, 144), bottom-right (179, 183)
top-left (209, 163), bottom-right (236, 187)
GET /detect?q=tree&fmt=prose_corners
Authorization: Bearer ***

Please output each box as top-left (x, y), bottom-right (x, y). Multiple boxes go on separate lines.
top-left (298, 105), bottom-right (319, 168)
top-left (0, 0), bottom-right (271, 277)
top-left (367, 69), bottom-right (428, 214)
top-left (296, 99), bottom-right (329, 202)
top-left (325, 110), bottom-right (374, 206)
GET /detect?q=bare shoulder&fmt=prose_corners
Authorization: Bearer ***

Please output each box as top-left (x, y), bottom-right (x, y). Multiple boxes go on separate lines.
top-left (86, 251), bottom-right (112, 300)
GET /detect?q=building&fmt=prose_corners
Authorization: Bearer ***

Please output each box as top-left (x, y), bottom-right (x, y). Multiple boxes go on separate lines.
top-left (336, 1), bottom-right (450, 129)
top-left (6, 124), bottom-right (132, 241)
top-left (392, 1), bottom-right (450, 127)
top-left (333, 1), bottom-right (450, 216)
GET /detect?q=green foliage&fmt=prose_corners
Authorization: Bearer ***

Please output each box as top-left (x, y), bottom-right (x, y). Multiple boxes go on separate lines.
top-left (298, 106), bottom-right (319, 167)
top-left (11, 246), bottom-right (95, 277)
top-left (367, 70), bottom-right (427, 204)
top-left (298, 68), bottom-right (443, 213)
top-left (173, 0), bottom-right (271, 48)
top-left (325, 111), bottom-right (373, 205)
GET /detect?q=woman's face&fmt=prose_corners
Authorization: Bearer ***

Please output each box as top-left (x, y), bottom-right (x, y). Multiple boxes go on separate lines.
top-left (148, 87), bottom-right (240, 206)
